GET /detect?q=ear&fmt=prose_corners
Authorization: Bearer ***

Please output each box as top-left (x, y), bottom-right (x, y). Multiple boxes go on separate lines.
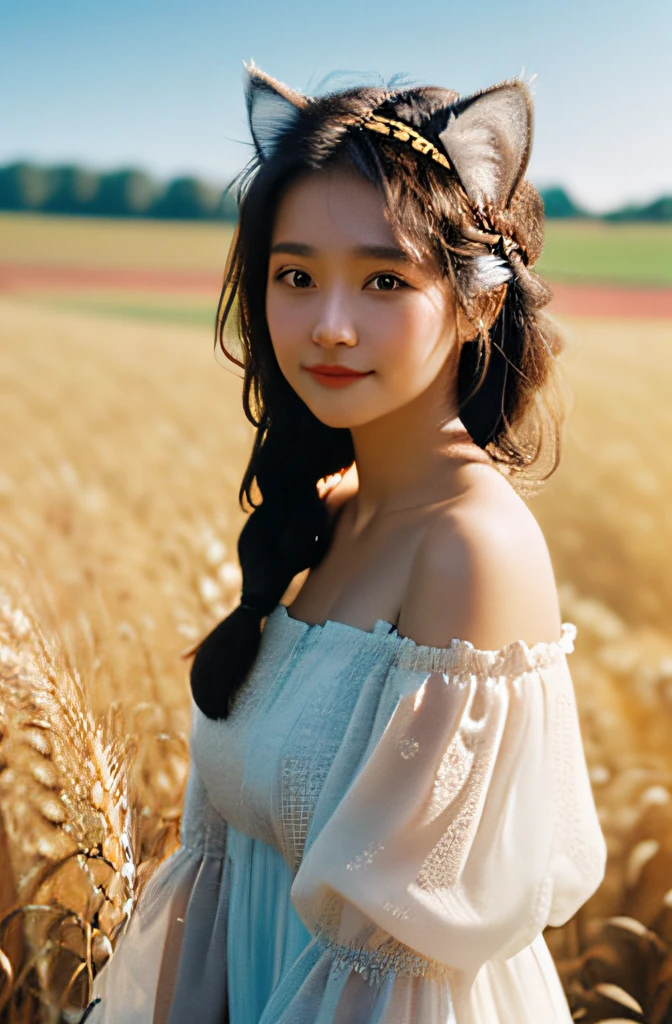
top-left (438, 80), bottom-right (533, 211)
top-left (244, 61), bottom-right (308, 161)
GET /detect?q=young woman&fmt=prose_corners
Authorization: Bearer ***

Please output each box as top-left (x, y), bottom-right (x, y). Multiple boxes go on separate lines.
top-left (84, 63), bottom-right (607, 1023)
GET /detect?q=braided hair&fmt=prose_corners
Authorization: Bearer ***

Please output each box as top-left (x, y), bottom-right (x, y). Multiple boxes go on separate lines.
top-left (188, 68), bottom-right (570, 720)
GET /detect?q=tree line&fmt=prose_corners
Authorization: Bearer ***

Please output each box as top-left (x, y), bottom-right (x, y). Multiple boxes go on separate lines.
top-left (540, 186), bottom-right (672, 222)
top-left (0, 163), bottom-right (238, 221)
top-left (0, 162), bottom-right (670, 222)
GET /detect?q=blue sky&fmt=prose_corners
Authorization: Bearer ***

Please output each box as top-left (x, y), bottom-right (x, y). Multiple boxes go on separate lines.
top-left (2, 0), bottom-right (670, 213)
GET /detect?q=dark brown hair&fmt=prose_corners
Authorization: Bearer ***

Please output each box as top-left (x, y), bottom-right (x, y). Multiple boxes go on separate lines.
top-left (188, 70), bottom-right (570, 720)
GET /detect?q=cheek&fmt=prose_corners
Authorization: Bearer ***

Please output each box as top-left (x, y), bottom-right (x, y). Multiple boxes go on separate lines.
top-left (373, 293), bottom-right (454, 380)
top-left (266, 290), bottom-right (304, 368)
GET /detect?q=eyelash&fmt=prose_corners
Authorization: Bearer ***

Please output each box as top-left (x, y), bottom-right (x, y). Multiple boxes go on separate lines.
top-left (276, 270), bottom-right (408, 291)
top-left (367, 273), bottom-right (407, 292)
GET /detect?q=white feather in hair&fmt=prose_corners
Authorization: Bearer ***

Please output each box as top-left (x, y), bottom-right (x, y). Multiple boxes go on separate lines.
top-left (468, 254), bottom-right (513, 295)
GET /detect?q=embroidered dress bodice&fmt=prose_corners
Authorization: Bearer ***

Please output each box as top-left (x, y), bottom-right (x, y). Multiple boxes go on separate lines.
top-left (87, 602), bottom-right (607, 1024)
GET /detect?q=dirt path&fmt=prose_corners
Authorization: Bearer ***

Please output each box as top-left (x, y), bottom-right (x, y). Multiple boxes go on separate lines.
top-left (548, 280), bottom-right (672, 318)
top-left (0, 262), bottom-right (222, 295)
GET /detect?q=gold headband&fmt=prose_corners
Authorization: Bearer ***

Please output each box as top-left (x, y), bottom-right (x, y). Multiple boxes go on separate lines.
top-left (362, 113), bottom-right (524, 263)
top-left (362, 114), bottom-right (451, 171)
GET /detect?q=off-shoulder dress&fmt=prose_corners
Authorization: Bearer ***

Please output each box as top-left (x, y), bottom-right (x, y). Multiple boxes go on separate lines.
top-left (85, 599), bottom-right (607, 1024)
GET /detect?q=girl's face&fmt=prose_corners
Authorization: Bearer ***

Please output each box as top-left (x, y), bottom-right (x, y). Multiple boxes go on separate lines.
top-left (266, 166), bottom-right (459, 430)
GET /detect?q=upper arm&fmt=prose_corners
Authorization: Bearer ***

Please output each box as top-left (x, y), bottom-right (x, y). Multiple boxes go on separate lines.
top-left (398, 497), bottom-right (563, 652)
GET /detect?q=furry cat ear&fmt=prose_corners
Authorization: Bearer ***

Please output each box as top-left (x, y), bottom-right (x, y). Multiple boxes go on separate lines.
top-left (437, 80), bottom-right (533, 212)
top-left (244, 61), bottom-right (308, 161)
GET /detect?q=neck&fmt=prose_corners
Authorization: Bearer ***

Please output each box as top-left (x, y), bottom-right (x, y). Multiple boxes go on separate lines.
top-left (347, 368), bottom-right (487, 532)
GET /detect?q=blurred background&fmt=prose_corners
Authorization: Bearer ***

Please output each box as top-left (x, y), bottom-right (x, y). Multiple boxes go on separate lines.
top-left (1, 1), bottom-right (672, 1021)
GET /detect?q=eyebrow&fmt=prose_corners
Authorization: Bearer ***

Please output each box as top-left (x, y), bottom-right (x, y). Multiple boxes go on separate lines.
top-left (270, 241), bottom-right (413, 262)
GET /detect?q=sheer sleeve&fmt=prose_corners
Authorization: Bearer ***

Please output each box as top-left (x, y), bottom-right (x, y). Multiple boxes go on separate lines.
top-left (83, 742), bottom-right (230, 1024)
top-left (274, 623), bottom-right (607, 1021)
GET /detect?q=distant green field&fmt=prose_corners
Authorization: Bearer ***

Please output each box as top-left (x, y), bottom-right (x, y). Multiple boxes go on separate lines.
top-left (537, 220), bottom-right (672, 286)
top-left (20, 293), bottom-right (218, 327)
top-left (0, 212), bottom-right (234, 272)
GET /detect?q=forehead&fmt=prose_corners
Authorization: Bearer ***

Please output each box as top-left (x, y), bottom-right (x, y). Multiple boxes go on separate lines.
top-left (271, 167), bottom-right (399, 250)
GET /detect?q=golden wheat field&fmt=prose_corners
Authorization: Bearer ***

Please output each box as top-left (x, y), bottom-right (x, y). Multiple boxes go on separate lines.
top-left (2, 214), bottom-right (672, 1022)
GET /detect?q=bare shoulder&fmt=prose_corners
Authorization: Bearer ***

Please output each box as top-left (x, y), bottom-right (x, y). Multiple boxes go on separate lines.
top-left (398, 468), bottom-right (563, 652)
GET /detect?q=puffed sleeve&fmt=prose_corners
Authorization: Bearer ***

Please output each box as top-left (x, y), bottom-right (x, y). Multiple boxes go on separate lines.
top-left (82, 743), bottom-right (230, 1024)
top-left (279, 623), bottom-right (607, 1020)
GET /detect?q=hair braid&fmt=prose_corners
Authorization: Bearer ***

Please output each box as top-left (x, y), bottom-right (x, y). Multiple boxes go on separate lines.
top-left (189, 409), bottom-right (353, 720)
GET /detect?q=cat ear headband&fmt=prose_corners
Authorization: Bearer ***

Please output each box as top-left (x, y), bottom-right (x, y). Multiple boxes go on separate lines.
top-left (242, 60), bottom-right (539, 271)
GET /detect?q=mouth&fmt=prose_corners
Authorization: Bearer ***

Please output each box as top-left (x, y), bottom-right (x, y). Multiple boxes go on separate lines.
top-left (302, 364), bottom-right (374, 389)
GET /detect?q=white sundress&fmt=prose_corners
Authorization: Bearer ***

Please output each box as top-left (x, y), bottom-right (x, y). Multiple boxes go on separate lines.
top-left (85, 600), bottom-right (607, 1023)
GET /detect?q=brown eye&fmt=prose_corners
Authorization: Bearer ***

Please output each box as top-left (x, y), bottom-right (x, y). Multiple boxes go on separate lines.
top-left (369, 274), bottom-right (403, 292)
top-left (280, 269), bottom-right (313, 288)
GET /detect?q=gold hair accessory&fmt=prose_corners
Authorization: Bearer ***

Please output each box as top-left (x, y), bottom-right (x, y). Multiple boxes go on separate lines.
top-left (362, 113), bottom-right (523, 265)
top-left (362, 115), bottom-right (451, 170)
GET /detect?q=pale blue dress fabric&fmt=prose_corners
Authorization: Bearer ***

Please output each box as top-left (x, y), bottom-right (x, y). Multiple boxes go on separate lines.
top-left (86, 601), bottom-right (607, 1024)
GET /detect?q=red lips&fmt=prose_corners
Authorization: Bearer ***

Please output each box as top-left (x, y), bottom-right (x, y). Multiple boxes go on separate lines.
top-left (305, 364), bottom-right (369, 376)
top-left (303, 363), bottom-right (373, 389)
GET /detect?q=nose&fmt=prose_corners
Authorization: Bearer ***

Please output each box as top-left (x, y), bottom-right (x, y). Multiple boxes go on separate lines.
top-left (311, 287), bottom-right (357, 347)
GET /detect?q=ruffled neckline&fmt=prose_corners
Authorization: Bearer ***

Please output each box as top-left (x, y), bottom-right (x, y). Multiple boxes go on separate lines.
top-left (271, 602), bottom-right (577, 678)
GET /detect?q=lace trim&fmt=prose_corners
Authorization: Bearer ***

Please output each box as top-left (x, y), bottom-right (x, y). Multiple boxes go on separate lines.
top-left (271, 604), bottom-right (577, 679)
top-left (313, 890), bottom-right (457, 986)
top-left (395, 621), bottom-right (577, 675)
top-left (319, 930), bottom-right (458, 985)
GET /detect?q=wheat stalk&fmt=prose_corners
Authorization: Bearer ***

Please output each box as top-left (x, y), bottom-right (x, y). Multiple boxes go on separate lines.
top-left (0, 569), bottom-right (187, 1021)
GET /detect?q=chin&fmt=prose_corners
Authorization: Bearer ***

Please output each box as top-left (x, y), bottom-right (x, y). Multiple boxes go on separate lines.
top-left (304, 403), bottom-right (381, 430)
